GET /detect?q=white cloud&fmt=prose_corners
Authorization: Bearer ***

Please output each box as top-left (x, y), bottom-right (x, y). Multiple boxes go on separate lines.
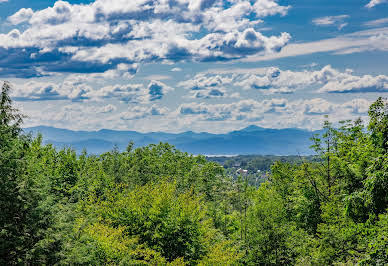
top-left (343, 98), bottom-right (372, 114)
top-left (99, 63), bottom-right (139, 79)
top-left (171, 67), bottom-right (182, 72)
top-left (241, 65), bottom-right (388, 93)
top-left (144, 75), bottom-right (172, 81)
top-left (10, 80), bottom-right (92, 101)
top-left (10, 74), bottom-right (174, 102)
top-left (243, 27), bottom-right (388, 62)
top-left (1, 0), bottom-right (292, 76)
top-left (178, 73), bottom-right (235, 98)
top-left (201, 1), bottom-right (257, 32)
top-left (303, 98), bottom-right (334, 115)
top-left (366, 0), bottom-right (387, 8)
top-left (312, 15), bottom-right (349, 30)
top-left (252, 0), bottom-right (290, 17)
top-left (188, 87), bottom-right (228, 99)
top-left (85, 83), bottom-right (147, 103)
top-left (120, 105), bottom-right (169, 120)
top-left (364, 18), bottom-right (388, 27)
top-left (204, 67), bottom-right (268, 75)
top-left (8, 8), bottom-right (34, 24)
top-left (11, 81), bottom-right (63, 101)
top-left (12, 64), bottom-right (385, 105)
top-left (318, 74), bottom-right (388, 93)
top-left (84, 80), bottom-right (174, 103)
top-left (68, 27), bottom-right (291, 64)
top-left (101, 104), bottom-right (117, 113)
top-left (18, 94), bottom-right (375, 133)
top-left (186, 65), bottom-right (388, 94)
top-left (179, 73), bottom-right (234, 90)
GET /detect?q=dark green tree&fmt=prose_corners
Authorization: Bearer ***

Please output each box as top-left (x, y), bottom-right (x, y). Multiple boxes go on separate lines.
top-left (0, 81), bottom-right (29, 264)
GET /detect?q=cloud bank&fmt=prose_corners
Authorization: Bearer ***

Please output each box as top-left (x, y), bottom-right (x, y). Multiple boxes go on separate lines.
top-left (1, 0), bottom-right (291, 77)
top-left (179, 65), bottom-right (388, 95)
top-left (19, 96), bottom-right (374, 133)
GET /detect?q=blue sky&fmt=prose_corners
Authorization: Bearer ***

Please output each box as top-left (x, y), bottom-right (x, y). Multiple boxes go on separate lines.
top-left (0, 0), bottom-right (387, 132)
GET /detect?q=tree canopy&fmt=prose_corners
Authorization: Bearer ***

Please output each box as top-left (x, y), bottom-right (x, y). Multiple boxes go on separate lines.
top-left (0, 82), bottom-right (387, 265)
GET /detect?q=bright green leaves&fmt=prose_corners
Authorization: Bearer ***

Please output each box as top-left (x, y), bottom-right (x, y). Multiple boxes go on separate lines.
top-left (75, 181), bottom-right (233, 264)
top-left (244, 184), bottom-right (309, 265)
top-left (368, 97), bottom-right (388, 152)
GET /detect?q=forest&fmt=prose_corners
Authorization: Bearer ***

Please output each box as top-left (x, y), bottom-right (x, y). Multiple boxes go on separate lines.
top-left (1, 80), bottom-right (387, 265)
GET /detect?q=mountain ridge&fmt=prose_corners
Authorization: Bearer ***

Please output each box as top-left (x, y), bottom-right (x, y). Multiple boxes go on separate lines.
top-left (24, 125), bottom-right (321, 155)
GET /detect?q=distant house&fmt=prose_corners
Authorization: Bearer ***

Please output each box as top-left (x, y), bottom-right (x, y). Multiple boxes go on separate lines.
top-left (236, 168), bottom-right (248, 175)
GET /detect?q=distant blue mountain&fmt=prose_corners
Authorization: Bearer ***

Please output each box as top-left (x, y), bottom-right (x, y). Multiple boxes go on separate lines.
top-left (24, 125), bottom-right (322, 155)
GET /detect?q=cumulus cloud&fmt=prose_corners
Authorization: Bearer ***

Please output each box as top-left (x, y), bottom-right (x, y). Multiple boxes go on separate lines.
top-left (85, 83), bottom-right (146, 103)
top-left (11, 81), bottom-right (63, 101)
top-left (303, 98), bottom-right (334, 115)
top-left (179, 73), bottom-right (233, 89)
top-left (179, 102), bottom-right (233, 121)
top-left (120, 105), bottom-right (168, 120)
top-left (8, 8), bottom-right (34, 24)
top-left (178, 73), bottom-right (234, 98)
top-left (11, 64), bottom-right (385, 106)
top-left (1, 0), bottom-right (291, 77)
top-left (253, 0), bottom-right (290, 17)
top-left (101, 104), bottom-right (117, 113)
top-left (190, 65), bottom-right (388, 94)
top-left (10, 77), bottom-right (173, 102)
top-left (312, 15), bottom-right (349, 30)
top-left (189, 87), bottom-right (227, 99)
top-left (318, 74), bottom-right (388, 93)
top-left (96, 63), bottom-right (138, 79)
top-left (216, 65), bottom-right (315, 94)
top-left (69, 28), bottom-right (290, 64)
top-left (343, 98), bottom-right (372, 114)
top-left (83, 80), bottom-right (174, 103)
top-left (366, 0), bottom-right (387, 8)
top-left (10, 80), bottom-right (91, 101)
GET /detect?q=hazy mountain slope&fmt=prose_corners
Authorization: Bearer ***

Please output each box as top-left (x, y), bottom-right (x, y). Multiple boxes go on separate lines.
top-left (24, 125), bottom-right (320, 155)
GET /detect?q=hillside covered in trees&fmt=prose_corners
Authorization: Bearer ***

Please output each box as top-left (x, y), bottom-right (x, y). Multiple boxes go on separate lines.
top-left (23, 125), bottom-right (321, 156)
top-left (1, 81), bottom-right (387, 265)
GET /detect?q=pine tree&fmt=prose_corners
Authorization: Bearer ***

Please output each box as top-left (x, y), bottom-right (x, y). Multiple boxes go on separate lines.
top-left (0, 81), bottom-right (28, 264)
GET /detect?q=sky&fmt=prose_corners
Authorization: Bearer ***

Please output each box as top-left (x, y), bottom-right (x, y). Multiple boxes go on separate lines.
top-left (0, 0), bottom-right (387, 133)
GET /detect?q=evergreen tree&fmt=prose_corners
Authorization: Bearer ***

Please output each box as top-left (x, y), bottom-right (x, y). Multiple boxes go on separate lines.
top-left (0, 81), bottom-right (29, 264)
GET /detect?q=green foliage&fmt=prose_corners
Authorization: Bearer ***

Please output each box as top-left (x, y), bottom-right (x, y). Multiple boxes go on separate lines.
top-left (88, 181), bottom-right (208, 263)
top-left (245, 184), bottom-right (308, 265)
top-left (0, 85), bottom-right (387, 265)
top-left (368, 97), bottom-right (388, 152)
top-left (0, 81), bottom-right (33, 264)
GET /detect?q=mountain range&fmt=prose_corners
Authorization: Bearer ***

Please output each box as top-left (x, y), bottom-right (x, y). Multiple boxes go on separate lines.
top-left (24, 125), bottom-right (322, 155)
